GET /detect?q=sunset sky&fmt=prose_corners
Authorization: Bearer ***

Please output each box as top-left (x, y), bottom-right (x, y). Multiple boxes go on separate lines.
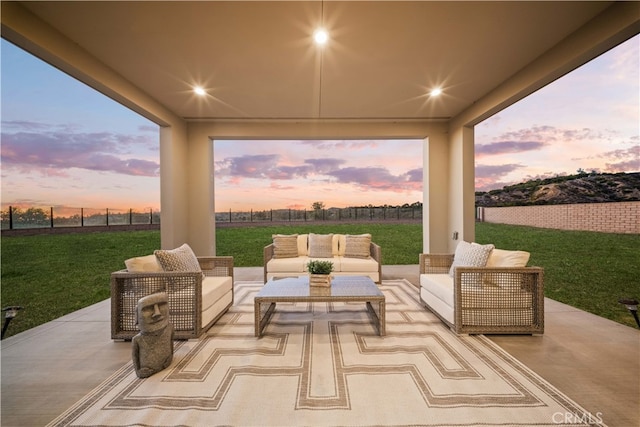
top-left (1, 35), bottom-right (638, 213)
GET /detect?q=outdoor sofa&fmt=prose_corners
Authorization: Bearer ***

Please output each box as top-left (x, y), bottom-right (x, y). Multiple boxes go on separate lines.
top-left (264, 233), bottom-right (382, 283)
top-left (111, 244), bottom-right (234, 340)
top-left (419, 241), bottom-right (544, 334)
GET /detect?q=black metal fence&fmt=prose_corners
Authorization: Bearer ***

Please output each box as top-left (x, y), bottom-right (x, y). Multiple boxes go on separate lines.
top-left (1, 205), bottom-right (423, 231)
top-left (215, 206), bottom-right (422, 223)
top-left (0, 206), bottom-right (160, 230)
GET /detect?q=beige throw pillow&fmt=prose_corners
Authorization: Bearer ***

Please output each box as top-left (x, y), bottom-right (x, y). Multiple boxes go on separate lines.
top-left (344, 234), bottom-right (371, 259)
top-left (308, 233), bottom-right (334, 258)
top-left (154, 243), bottom-right (203, 277)
top-left (272, 234), bottom-right (299, 258)
top-left (486, 248), bottom-right (530, 267)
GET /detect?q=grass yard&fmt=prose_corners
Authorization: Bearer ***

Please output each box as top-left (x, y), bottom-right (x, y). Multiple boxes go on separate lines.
top-left (1, 223), bottom-right (638, 337)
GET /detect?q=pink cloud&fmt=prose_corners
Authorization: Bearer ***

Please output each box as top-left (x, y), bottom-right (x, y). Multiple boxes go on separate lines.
top-left (1, 124), bottom-right (159, 177)
top-left (474, 164), bottom-right (523, 191)
top-left (476, 140), bottom-right (546, 157)
top-left (216, 152), bottom-right (422, 194)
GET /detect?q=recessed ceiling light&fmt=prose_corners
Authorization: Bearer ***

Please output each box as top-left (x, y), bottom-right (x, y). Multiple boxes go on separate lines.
top-left (430, 88), bottom-right (442, 97)
top-left (194, 86), bottom-right (206, 96)
top-left (314, 29), bottom-right (328, 45)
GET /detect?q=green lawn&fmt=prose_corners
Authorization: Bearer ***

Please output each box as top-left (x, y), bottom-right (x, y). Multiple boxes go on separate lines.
top-left (1, 223), bottom-right (638, 337)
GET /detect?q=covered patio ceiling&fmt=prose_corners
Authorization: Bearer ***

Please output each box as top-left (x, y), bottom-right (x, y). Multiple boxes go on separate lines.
top-left (2, 1), bottom-right (626, 124)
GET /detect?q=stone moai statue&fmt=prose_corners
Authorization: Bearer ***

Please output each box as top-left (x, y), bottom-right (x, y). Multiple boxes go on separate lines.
top-left (132, 292), bottom-right (174, 378)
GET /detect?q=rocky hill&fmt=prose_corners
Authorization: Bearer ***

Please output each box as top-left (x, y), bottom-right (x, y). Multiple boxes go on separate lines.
top-left (475, 172), bottom-right (640, 207)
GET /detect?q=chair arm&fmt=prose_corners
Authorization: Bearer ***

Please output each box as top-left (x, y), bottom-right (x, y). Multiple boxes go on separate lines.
top-left (369, 242), bottom-right (381, 263)
top-left (263, 244), bottom-right (275, 283)
top-left (111, 269), bottom-right (203, 292)
top-left (110, 270), bottom-right (204, 340)
top-left (370, 242), bottom-right (382, 284)
top-left (197, 256), bottom-right (234, 282)
top-left (453, 266), bottom-right (544, 291)
top-left (419, 254), bottom-right (454, 274)
top-left (452, 266), bottom-right (545, 334)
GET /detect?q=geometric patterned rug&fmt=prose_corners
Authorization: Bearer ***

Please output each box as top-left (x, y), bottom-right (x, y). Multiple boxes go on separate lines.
top-left (47, 280), bottom-right (607, 427)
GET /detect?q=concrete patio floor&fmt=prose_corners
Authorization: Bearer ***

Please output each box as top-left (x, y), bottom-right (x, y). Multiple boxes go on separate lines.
top-left (1, 266), bottom-right (638, 426)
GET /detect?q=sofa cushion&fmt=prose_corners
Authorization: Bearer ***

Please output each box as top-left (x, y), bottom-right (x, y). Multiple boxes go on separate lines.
top-left (335, 234), bottom-right (346, 256)
top-left (267, 257), bottom-right (308, 273)
top-left (486, 249), bottom-right (530, 268)
top-left (202, 276), bottom-right (233, 312)
top-left (332, 234), bottom-right (342, 256)
top-left (343, 234), bottom-right (372, 259)
top-left (449, 241), bottom-right (494, 277)
top-left (307, 257), bottom-right (342, 272)
top-left (155, 244), bottom-right (203, 277)
top-left (297, 234), bottom-right (309, 256)
top-left (308, 233), bottom-right (334, 258)
top-left (420, 274), bottom-right (454, 308)
top-left (339, 256), bottom-right (378, 273)
top-left (125, 254), bottom-right (163, 273)
top-left (272, 234), bottom-right (299, 258)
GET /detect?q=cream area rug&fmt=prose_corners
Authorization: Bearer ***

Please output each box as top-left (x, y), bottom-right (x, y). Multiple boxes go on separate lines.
top-left (48, 280), bottom-right (606, 427)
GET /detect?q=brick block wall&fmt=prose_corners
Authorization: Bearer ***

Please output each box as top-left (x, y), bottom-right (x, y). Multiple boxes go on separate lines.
top-left (478, 201), bottom-right (640, 234)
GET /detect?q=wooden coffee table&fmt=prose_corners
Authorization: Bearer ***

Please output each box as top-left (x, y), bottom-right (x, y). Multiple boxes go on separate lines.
top-left (254, 276), bottom-right (385, 337)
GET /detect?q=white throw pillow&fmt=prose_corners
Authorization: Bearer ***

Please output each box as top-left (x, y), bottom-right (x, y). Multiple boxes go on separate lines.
top-left (124, 254), bottom-right (163, 273)
top-left (449, 241), bottom-right (494, 277)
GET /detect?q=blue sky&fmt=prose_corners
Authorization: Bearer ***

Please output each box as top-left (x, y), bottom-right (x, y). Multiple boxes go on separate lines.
top-left (1, 35), bottom-right (638, 212)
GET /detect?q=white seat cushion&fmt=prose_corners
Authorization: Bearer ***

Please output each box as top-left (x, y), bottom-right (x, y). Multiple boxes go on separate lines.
top-left (339, 256), bottom-right (378, 273)
top-left (267, 257), bottom-right (308, 273)
top-left (306, 257), bottom-right (342, 272)
top-left (202, 276), bottom-right (232, 311)
top-left (420, 274), bottom-right (454, 307)
top-left (202, 276), bottom-right (233, 327)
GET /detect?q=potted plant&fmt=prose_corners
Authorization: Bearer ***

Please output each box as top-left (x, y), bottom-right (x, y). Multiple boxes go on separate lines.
top-left (306, 260), bottom-right (334, 287)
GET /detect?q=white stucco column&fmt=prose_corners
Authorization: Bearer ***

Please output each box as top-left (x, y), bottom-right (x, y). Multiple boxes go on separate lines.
top-left (160, 123), bottom-right (215, 255)
top-left (159, 124), bottom-right (189, 249)
top-left (447, 125), bottom-right (476, 247)
top-left (185, 125), bottom-right (216, 256)
top-left (422, 131), bottom-right (450, 253)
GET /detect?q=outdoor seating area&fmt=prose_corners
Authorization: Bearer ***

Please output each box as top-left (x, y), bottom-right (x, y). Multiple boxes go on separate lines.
top-left (2, 265), bottom-right (638, 426)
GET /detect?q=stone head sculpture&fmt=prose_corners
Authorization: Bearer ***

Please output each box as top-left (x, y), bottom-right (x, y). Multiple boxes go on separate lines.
top-left (136, 292), bottom-right (170, 334)
top-left (132, 292), bottom-right (174, 378)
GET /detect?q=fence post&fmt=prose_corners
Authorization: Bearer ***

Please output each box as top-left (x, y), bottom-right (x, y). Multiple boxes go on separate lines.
top-left (149, 208), bottom-right (152, 225)
top-left (106, 208), bottom-right (109, 226)
top-left (50, 207), bottom-right (54, 228)
top-left (229, 209), bottom-right (232, 223)
top-left (270, 209), bottom-right (273, 221)
top-left (81, 208), bottom-right (84, 227)
top-left (250, 209), bottom-right (253, 222)
top-left (129, 209), bottom-right (133, 225)
top-left (9, 206), bottom-right (13, 230)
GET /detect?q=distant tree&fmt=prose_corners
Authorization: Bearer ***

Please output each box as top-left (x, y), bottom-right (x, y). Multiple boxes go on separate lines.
top-left (311, 201), bottom-right (325, 220)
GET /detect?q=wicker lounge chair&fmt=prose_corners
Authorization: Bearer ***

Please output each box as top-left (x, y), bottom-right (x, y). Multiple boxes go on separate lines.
top-left (111, 256), bottom-right (234, 340)
top-left (419, 252), bottom-right (544, 335)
